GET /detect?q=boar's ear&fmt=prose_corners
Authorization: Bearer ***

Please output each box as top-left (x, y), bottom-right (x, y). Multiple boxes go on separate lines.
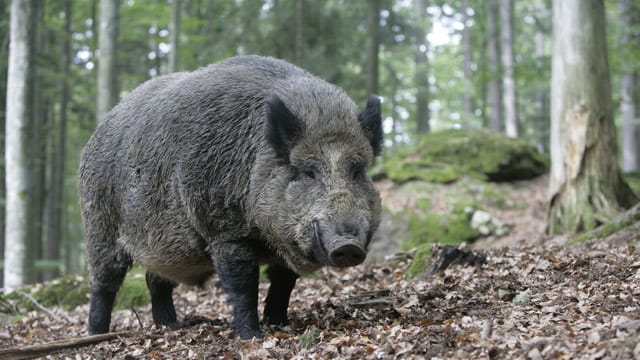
top-left (358, 95), bottom-right (383, 156)
top-left (265, 95), bottom-right (305, 159)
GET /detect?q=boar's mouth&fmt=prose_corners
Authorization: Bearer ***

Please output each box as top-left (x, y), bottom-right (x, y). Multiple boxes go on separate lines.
top-left (310, 220), bottom-right (367, 268)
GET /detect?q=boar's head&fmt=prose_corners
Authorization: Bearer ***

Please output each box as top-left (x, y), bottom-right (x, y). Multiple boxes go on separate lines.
top-left (253, 78), bottom-right (383, 274)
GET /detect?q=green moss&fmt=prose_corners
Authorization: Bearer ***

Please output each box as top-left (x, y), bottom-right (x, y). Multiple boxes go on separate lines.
top-left (402, 211), bottom-right (480, 250)
top-left (114, 268), bottom-right (150, 310)
top-left (384, 130), bottom-right (548, 184)
top-left (569, 207), bottom-right (640, 244)
top-left (4, 276), bottom-right (90, 312)
top-left (406, 246), bottom-right (431, 279)
top-left (624, 172), bottom-right (640, 196)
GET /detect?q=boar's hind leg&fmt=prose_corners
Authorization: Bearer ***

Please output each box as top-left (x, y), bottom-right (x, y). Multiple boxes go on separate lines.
top-left (88, 249), bottom-right (131, 335)
top-left (146, 272), bottom-right (180, 329)
top-left (264, 265), bottom-right (298, 326)
top-left (212, 240), bottom-right (261, 339)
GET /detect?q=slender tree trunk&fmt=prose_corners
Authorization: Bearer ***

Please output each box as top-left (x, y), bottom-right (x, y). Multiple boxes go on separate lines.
top-left (534, 14), bottom-right (548, 153)
top-left (169, 0), bottom-right (180, 73)
top-left (486, 0), bottom-right (502, 133)
top-left (366, 0), bottom-right (380, 96)
top-left (96, 0), bottom-right (119, 125)
top-left (0, 0), bottom-right (9, 287)
top-left (5, 0), bottom-right (37, 289)
top-left (295, 0), bottom-right (304, 65)
top-left (500, 0), bottom-right (517, 138)
top-left (43, 0), bottom-right (72, 280)
top-left (385, 63), bottom-right (399, 150)
top-left (548, 0), bottom-right (637, 235)
top-left (620, 0), bottom-right (638, 172)
top-left (461, 0), bottom-right (473, 128)
top-left (414, 0), bottom-right (430, 134)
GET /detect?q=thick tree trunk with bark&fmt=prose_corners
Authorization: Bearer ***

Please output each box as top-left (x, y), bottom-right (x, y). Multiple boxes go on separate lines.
top-left (548, 0), bottom-right (637, 235)
top-left (500, 0), bottom-right (517, 138)
top-left (169, 0), bottom-right (181, 73)
top-left (96, 0), bottom-right (119, 124)
top-left (4, 0), bottom-right (38, 289)
top-left (486, 0), bottom-right (502, 133)
top-left (414, 0), bottom-right (430, 134)
top-left (366, 0), bottom-right (380, 96)
top-left (620, 0), bottom-right (638, 172)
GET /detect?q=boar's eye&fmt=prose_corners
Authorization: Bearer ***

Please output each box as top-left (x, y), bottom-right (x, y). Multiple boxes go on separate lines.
top-left (293, 164), bottom-right (320, 182)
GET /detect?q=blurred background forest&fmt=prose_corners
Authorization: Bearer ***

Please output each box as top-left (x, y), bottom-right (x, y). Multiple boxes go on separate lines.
top-left (0, 0), bottom-right (639, 288)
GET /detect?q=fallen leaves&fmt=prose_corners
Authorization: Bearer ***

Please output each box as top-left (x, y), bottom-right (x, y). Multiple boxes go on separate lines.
top-left (2, 233), bottom-right (640, 358)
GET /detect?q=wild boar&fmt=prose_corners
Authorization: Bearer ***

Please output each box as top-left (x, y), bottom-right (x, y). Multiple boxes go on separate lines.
top-left (79, 55), bottom-right (382, 339)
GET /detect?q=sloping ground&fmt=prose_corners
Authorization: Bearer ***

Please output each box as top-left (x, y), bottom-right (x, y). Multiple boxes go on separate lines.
top-left (2, 230), bottom-right (640, 359)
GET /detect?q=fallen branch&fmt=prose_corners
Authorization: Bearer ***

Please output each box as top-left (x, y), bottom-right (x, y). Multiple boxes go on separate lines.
top-left (14, 290), bottom-right (60, 321)
top-left (14, 290), bottom-right (78, 324)
top-left (0, 331), bottom-right (128, 360)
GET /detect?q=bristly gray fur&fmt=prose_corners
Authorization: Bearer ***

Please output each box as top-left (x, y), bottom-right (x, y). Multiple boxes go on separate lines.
top-left (79, 55), bottom-right (382, 337)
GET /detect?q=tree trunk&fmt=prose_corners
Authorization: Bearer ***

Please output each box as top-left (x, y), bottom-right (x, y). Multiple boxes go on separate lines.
top-left (534, 11), bottom-right (549, 154)
top-left (500, 0), bottom-right (517, 138)
top-left (4, 0), bottom-right (38, 289)
top-left (548, 0), bottom-right (637, 235)
top-left (486, 0), bottom-right (502, 133)
top-left (385, 63), bottom-right (399, 150)
top-left (620, 0), bottom-right (638, 172)
top-left (461, 0), bottom-right (473, 128)
top-left (96, 0), bottom-right (119, 125)
top-left (169, 0), bottom-right (180, 73)
top-left (43, 0), bottom-right (72, 280)
top-left (295, 0), bottom-right (304, 65)
top-left (366, 0), bottom-right (380, 96)
top-left (414, 0), bottom-right (430, 134)
top-left (0, 0), bottom-right (9, 287)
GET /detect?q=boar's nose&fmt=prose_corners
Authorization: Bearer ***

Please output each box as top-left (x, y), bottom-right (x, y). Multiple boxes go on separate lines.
top-left (329, 243), bottom-right (366, 267)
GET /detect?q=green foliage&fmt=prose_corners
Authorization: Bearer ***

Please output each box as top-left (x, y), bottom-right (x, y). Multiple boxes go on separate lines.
top-left (384, 129), bottom-right (549, 184)
top-left (114, 268), bottom-right (150, 311)
top-left (4, 276), bottom-right (89, 312)
top-left (405, 246), bottom-right (431, 279)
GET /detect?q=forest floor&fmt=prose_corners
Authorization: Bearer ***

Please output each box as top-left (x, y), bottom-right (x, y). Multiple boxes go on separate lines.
top-left (2, 176), bottom-right (640, 359)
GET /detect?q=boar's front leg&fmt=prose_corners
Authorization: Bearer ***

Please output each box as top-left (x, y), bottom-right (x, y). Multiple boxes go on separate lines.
top-left (212, 239), bottom-right (261, 339)
top-left (264, 264), bottom-right (298, 326)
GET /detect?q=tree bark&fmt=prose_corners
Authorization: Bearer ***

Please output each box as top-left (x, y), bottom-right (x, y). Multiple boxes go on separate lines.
top-left (169, 0), bottom-right (181, 73)
top-left (548, 0), bottom-right (637, 235)
top-left (96, 0), bottom-right (119, 125)
top-left (366, 0), bottom-right (380, 96)
top-left (500, 0), bottom-right (517, 138)
top-left (461, 0), bottom-right (473, 128)
top-left (4, 0), bottom-right (38, 289)
top-left (486, 0), bottom-right (502, 133)
top-left (414, 0), bottom-right (430, 134)
top-left (620, 0), bottom-right (638, 172)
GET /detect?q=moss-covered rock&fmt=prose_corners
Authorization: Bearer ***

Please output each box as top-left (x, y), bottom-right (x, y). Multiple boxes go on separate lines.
top-left (402, 211), bottom-right (480, 250)
top-left (384, 130), bottom-right (548, 184)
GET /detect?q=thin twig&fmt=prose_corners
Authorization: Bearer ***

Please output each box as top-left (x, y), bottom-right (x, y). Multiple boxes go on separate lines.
top-left (15, 290), bottom-right (60, 321)
top-left (131, 306), bottom-right (144, 329)
top-left (14, 290), bottom-right (79, 324)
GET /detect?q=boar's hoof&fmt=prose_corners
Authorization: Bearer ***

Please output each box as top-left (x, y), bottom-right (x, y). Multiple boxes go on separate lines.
top-left (329, 244), bottom-right (366, 267)
top-left (236, 327), bottom-right (263, 340)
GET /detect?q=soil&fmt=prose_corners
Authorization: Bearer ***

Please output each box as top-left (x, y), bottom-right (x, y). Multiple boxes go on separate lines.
top-left (2, 176), bottom-right (640, 359)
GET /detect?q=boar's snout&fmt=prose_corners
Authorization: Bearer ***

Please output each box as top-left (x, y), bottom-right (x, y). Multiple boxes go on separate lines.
top-left (330, 243), bottom-right (366, 267)
top-left (311, 219), bottom-right (369, 267)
